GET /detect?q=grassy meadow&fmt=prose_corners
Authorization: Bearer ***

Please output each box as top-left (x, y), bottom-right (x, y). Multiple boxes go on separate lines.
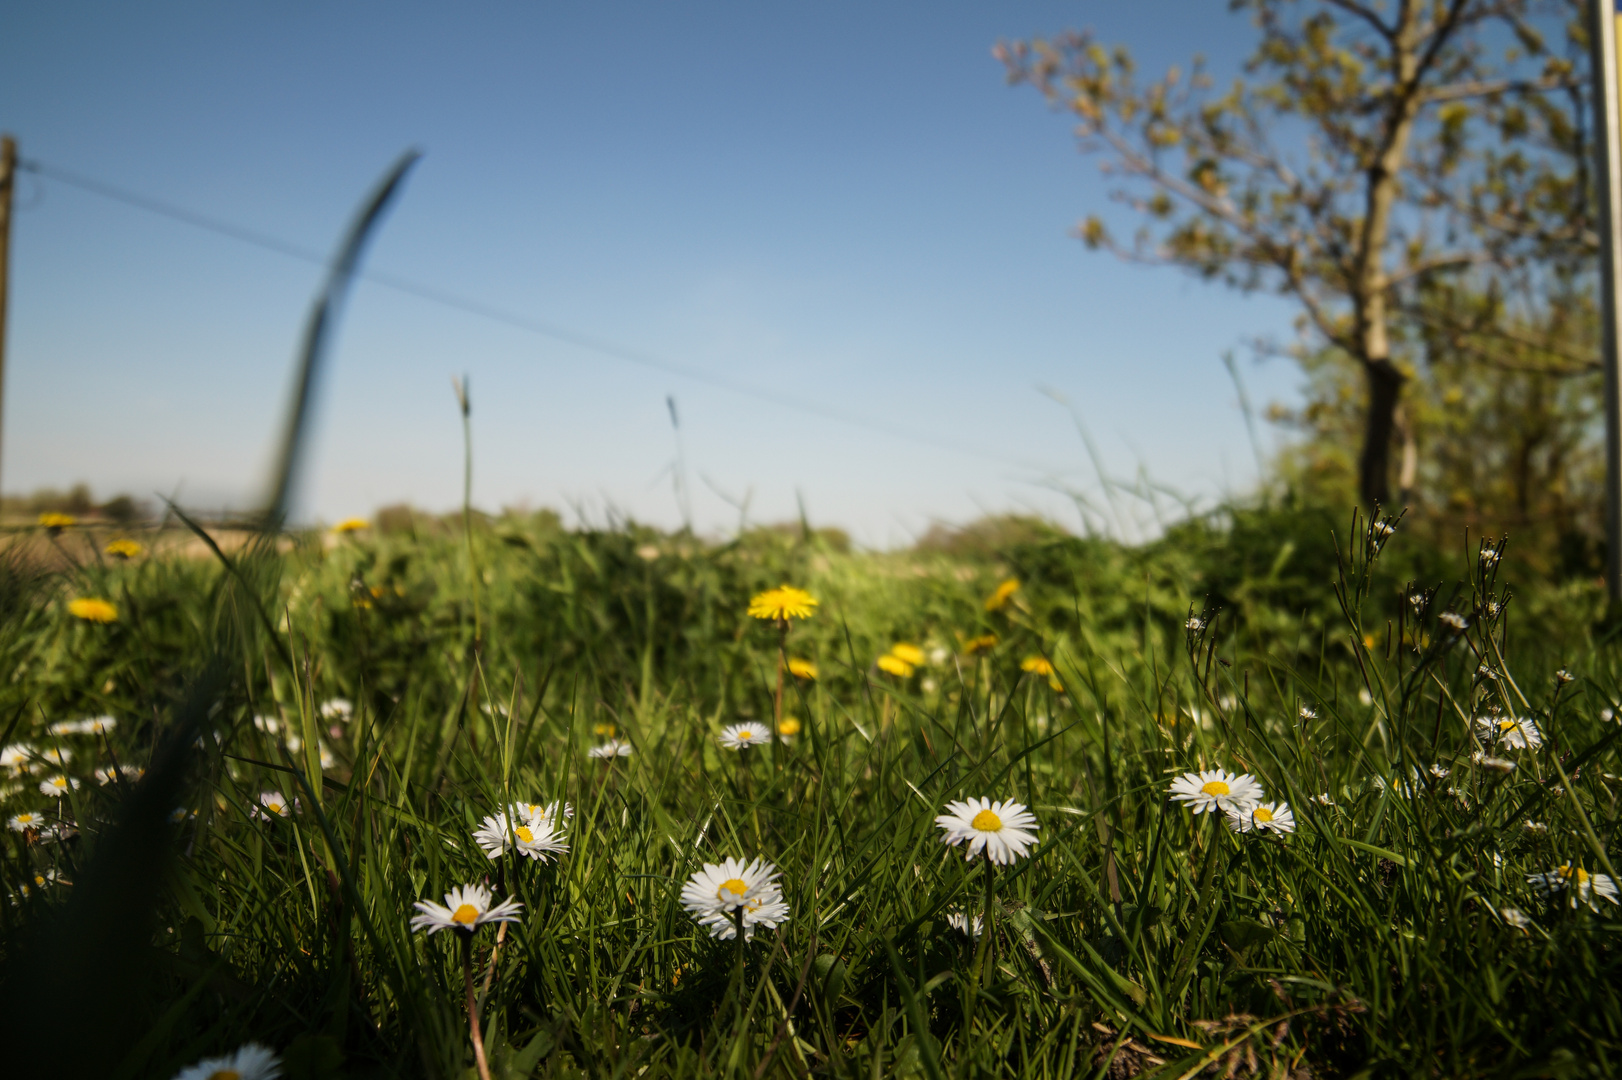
top-left (0, 503), bottom-right (1619, 1078)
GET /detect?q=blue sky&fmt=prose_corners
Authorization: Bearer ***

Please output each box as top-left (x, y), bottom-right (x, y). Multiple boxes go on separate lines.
top-left (2, 1), bottom-right (1302, 545)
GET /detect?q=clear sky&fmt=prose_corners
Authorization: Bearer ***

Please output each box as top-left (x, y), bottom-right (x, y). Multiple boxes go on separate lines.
top-left (2, 1), bottom-right (1303, 546)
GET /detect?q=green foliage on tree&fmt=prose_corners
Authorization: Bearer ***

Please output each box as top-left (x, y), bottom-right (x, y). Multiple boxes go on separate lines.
top-left (998, 0), bottom-right (1597, 523)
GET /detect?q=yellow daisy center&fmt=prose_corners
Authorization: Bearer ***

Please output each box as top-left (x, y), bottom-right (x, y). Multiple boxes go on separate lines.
top-left (515, 826), bottom-right (534, 844)
top-left (737, 730), bottom-right (753, 741)
top-left (1498, 720), bottom-right (1516, 732)
top-left (717, 878), bottom-right (748, 900)
top-left (1201, 781), bottom-right (1230, 796)
top-left (451, 903), bottom-right (480, 925)
top-left (971, 809), bottom-right (1002, 831)
top-left (51, 778), bottom-right (66, 789)
top-left (206, 1071), bottom-right (240, 1080)
top-left (267, 802), bottom-right (282, 814)
top-left (1560, 865), bottom-right (1590, 884)
top-left (1253, 807), bottom-right (1274, 823)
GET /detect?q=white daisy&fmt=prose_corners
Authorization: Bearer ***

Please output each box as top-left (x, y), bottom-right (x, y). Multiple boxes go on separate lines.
top-left (471, 812), bottom-right (569, 863)
top-left (1476, 715), bottom-right (1543, 751)
top-left (320, 698), bottom-right (353, 721)
top-left (38, 747), bottom-right (71, 767)
top-left (934, 798), bottom-right (1040, 864)
top-left (679, 857), bottom-right (789, 941)
top-left (1498, 906), bottom-right (1532, 930)
top-left (411, 882), bottom-right (524, 934)
top-left (1225, 801), bottom-right (1295, 835)
top-left (255, 791), bottom-right (294, 818)
top-left (94, 765), bottom-right (144, 785)
top-left (1471, 752), bottom-right (1516, 773)
top-left (1313, 793), bottom-right (1336, 806)
top-left (38, 775), bottom-right (80, 797)
top-left (169, 807), bottom-right (194, 824)
top-left (8, 811), bottom-right (46, 832)
top-left (252, 714), bottom-right (280, 735)
top-left (1168, 769), bottom-right (1264, 815)
top-left (0, 743), bottom-right (31, 772)
top-left (946, 911), bottom-right (983, 940)
top-left (1429, 764), bottom-right (1451, 779)
top-left (170, 1042), bottom-right (282, 1080)
top-left (49, 716), bottom-right (117, 736)
top-left (588, 739), bottom-right (634, 758)
top-left (510, 800), bottom-right (573, 828)
top-left (1528, 865), bottom-right (1620, 911)
top-left (718, 722), bottom-right (772, 750)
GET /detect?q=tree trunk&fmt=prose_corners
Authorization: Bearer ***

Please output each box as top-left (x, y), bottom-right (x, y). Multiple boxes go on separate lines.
top-left (1359, 359), bottom-right (1405, 508)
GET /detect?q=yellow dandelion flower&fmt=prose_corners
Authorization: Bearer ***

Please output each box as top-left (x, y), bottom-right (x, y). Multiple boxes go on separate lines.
top-left (1021, 656), bottom-right (1062, 691)
top-left (593, 722), bottom-right (617, 737)
top-left (332, 518), bottom-right (370, 533)
top-left (788, 658), bottom-right (818, 680)
top-left (962, 633), bottom-right (998, 655)
top-left (888, 643), bottom-right (926, 667)
top-left (877, 654), bottom-right (915, 678)
top-left (38, 512), bottom-right (77, 530)
top-left (105, 538), bottom-right (144, 559)
top-left (778, 717), bottom-right (802, 738)
top-left (985, 578), bottom-right (1020, 612)
top-left (747, 586), bottom-right (818, 621)
top-left (68, 598), bottom-right (118, 623)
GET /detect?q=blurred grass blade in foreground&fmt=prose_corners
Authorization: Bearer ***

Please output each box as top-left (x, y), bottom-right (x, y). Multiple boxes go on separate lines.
top-left (263, 149), bottom-right (420, 525)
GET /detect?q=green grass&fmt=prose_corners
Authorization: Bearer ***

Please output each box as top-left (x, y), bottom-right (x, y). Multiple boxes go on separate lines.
top-left (0, 504), bottom-right (1618, 1078)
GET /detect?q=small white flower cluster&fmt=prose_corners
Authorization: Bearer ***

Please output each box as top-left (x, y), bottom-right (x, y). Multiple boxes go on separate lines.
top-left (472, 801), bottom-right (571, 863)
top-left (48, 716), bottom-right (117, 737)
top-left (94, 764), bottom-right (144, 785)
top-left (680, 856), bottom-right (790, 941)
top-left (252, 712), bottom-right (336, 769)
top-left (588, 739), bottom-right (634, 759)
top-left (2, 744), bottom-right (71, 778)
top-left (1169, 769), bottom-right (1294, 835)
top-left (1438, 612), bottom-right (1467, 631)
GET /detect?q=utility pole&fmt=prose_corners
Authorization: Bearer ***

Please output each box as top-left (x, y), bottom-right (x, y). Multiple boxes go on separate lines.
top-left (1591, 1), bottom-right (1622, 605)
top-left (0, 135), bottom-right (15, 504)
